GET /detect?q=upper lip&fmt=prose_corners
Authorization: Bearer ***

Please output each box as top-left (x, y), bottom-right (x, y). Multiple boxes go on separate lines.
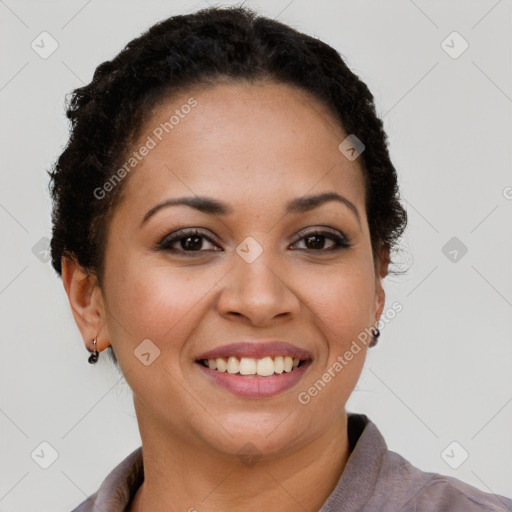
top-left (195, 341), bottom-right (313, 361)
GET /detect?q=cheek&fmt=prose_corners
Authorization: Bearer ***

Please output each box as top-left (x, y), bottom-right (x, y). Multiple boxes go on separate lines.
top-left (299, 263), bottom-right (374, 397)
top-left (309, 264), bottom-right (375, 337)
top-left (103, 255), bottom-right (221, 357)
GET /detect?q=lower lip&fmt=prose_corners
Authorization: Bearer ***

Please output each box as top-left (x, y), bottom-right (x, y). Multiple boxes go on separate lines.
top-left (195, 360), bottom-right (312, 398)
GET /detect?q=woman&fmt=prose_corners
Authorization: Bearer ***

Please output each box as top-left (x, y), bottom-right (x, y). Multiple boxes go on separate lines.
top-left (48, 6), bottom-right (512, 512)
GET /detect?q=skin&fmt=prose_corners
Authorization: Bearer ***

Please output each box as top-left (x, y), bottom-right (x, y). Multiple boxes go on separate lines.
top-left (62, 80), bottom-right (389, 512)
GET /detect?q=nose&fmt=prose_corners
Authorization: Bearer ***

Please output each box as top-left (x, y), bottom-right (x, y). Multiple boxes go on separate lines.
top-left (216, 245), bottom-right (301, 326)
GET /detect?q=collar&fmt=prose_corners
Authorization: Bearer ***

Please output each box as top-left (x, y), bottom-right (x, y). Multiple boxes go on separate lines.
top-left (75, 413), bottom-right (385, 512)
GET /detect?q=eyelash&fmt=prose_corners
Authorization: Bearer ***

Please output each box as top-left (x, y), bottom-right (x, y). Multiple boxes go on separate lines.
top-left (155, 227), bottom-right (352, 255)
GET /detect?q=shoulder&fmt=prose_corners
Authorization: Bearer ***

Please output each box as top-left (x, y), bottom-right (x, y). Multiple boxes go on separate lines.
top-left (69, 446), bottom-right (143, 512)
top-left (70, 491), bottom-right (99, 512)
top-left (375, 448), bottom-right (512, 511)
top-left (341, 414), bottom-right (512, 512)
top-left (412, 475), bottom-right (512, 512)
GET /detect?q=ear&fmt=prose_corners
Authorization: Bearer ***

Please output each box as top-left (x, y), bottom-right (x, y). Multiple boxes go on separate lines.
top-left (373, 245), bottom-right (390, 323)
top-left (61, 256), bottom-right (110, 354)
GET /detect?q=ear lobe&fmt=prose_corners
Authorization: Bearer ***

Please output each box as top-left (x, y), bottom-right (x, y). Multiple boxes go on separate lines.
top-left (61, 256), bottom-right (108, 351)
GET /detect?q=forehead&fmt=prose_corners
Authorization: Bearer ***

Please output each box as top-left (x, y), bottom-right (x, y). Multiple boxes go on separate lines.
top-left (115, 80), bottom-right (366, 220)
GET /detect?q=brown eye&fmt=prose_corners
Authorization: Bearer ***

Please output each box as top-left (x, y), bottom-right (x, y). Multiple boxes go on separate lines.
top-left (291, 230), bottom-right (351, 252)
top-left (157, 229), bottom-right (220, 254)
top-left (176, 235), bottom-right (206, 251)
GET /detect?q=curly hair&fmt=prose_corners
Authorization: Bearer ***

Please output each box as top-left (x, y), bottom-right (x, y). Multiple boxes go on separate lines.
top-left (48, 5), bottom-right (407, 364)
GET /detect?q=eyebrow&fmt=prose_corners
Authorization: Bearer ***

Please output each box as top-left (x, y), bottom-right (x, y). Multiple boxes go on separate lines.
top-left (140, 191), bottom-right (361, 227)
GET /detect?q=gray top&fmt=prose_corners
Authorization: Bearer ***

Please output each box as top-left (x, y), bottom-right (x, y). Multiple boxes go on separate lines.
top-left (71, 414), bottom-right (512, 511)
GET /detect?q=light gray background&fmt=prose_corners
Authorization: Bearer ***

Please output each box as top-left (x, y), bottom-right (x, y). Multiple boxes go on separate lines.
top-left (1, 0), bottom-right (511, 510)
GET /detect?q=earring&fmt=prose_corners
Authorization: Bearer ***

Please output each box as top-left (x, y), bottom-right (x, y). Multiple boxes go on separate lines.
top-left (88, 338), bottom-right (99, 364)
top-left (369, 326), bottom-right (380, 347)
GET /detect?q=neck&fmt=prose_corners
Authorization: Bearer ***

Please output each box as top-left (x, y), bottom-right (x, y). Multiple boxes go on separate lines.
top-left (129, 406), bottom-right (350, 512)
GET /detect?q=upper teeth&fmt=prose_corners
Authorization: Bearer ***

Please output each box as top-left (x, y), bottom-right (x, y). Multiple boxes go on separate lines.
top-left (204, 356), bottom-right (301, 376)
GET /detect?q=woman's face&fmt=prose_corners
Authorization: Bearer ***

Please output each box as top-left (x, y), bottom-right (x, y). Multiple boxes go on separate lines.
top-left (96, 80), bottom-right (387, 457)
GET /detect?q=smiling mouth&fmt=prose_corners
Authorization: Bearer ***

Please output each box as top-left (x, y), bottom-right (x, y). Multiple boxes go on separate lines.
top-left (196, 355), bottom-right (310, 377)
